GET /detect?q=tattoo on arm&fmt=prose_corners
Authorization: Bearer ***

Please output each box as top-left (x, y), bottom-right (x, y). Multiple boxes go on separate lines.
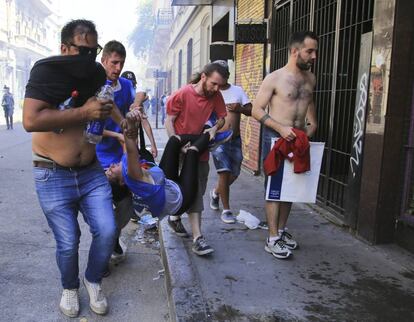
top-left (259, 114), bottom-right (271, 125)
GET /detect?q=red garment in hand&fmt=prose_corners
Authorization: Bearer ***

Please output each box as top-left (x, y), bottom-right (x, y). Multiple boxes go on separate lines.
top-left (263, 128), bottom-right (310, 176)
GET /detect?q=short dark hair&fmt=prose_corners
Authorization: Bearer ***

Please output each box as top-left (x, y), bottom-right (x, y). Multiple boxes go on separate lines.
top-left (102, 40), bottom-right (126, 58)
top-left (61, 19), bottom-right (97, 45)
top-left (288, 31), bottom-right (318, 50)
top-left (189, 61), bottom-right (230, 84)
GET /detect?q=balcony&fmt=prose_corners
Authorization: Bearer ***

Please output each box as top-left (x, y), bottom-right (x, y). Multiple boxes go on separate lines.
top-left (16, 0), bottom-right (53, 17)
top-left (13, 34), bottom-right (51, 57)
top-left (156, 8), bottom-right (173, 27)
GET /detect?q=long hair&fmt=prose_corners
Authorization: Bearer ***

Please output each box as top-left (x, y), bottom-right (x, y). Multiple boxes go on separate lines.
top-left (188, 61), bottom-right (230, 84)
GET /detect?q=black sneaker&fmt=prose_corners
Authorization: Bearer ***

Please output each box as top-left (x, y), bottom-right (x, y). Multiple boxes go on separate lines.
top-left (209, 189), bottom-right (219, 210)
top-left (168, 217), bottom-right (189, 237)
top-left (258, 221), bottom-right (268, 230)
top-left (192, 236), bottom-right (214, 256)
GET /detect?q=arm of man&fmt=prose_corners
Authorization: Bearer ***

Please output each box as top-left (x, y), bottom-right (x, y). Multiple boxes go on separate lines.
top-left (141, 118), bottom-right (158, 158)
top-left (216, 117), bottom-right (225, 130)
top-left (227, 102), bottom-right (252, 116)
top-left (23, 97), bottom-right (112, 132)
top-left (227, 87), bottom-right (252, 116)
top-left (110, 102), bottom-right (124, 125)
top-left (305, 100), bottom-right (317, 138)
top-left (123, 114), bottom-right (145, 181)
top-left (103, 129), bottom-right (124, 145)
top-left (252, 74), bottom-right (296, 141)
top-left (305, 74), bottom-right (317, 138)
top-left (130, 91), bottom-right (148, 110)
top-left (165, 114), bottom-right (177, 137)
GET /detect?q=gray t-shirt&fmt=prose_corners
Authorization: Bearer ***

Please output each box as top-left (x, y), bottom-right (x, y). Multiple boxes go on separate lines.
top-left (160, 178), bottom-right (183, 217)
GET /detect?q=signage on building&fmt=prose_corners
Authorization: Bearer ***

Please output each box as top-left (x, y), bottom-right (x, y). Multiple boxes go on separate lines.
top-left (210, 42), bottom-right (233, 61)
top-left (235, 23), bottom-right (267, 44)
top-left (153, 70), bottom-right (168, 78)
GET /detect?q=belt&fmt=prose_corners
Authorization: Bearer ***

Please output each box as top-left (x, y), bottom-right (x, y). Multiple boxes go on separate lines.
top-left (33, 158), bottom-right (96, 171)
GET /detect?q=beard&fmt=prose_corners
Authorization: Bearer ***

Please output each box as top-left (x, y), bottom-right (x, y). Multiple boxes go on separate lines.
top-left (201, 81), bottom-right (216, 97)
top-left (296, 54), bottom-right (313, 71)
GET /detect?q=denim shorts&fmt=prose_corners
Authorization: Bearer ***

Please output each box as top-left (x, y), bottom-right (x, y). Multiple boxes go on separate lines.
top-left (261, 127), bottom-right (281, 162)
top-left (212, 136), bottom-right (243, 178)
top-left (261, 127), bottom-right (281, 187)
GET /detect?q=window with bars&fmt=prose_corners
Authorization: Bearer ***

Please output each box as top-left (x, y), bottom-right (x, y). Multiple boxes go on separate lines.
top-left (271, 0), bottom-right (374, 217)
top-left (187, 38), bottom-right (193, 83)
top-left (178, 49), bottom-right (182, 89)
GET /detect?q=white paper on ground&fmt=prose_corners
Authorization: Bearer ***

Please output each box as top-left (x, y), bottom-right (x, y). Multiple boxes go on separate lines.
top-left (236, 210), bottom-right (261, 229)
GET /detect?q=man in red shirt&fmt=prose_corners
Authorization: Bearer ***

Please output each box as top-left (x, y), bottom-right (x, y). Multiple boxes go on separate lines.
top-left (165, 62), bottom-right (228, 255)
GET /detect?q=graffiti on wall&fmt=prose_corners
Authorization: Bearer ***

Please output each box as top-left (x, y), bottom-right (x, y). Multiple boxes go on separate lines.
top-left (237, 44), bottom-right (263, 163)
top-left (350, 72), bottom-right (368, 178)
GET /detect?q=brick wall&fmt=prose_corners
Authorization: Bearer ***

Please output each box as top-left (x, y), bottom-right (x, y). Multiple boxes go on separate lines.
top-left (235, 0), bottom-right (265, 173)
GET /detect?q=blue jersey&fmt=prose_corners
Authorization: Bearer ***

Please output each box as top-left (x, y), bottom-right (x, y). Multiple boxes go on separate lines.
top-left (121, 155), bottom-right (166, 217)
top-left (121, 155), bottom-right (182, 218)
top-left (96, 77), bottom-right (134, 169)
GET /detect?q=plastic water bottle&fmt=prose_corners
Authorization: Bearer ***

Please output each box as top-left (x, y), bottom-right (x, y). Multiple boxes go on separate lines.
top-left (139, 213), bottom-right (158, 230)
top-left (85, 85), bottom-right (114, 144)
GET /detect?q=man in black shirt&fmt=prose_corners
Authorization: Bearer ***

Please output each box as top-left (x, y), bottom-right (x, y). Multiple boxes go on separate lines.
top-left (23, 20), bottom-right (115, 317)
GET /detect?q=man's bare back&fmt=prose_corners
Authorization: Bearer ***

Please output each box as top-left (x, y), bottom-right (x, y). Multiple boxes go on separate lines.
top-left (267, 67), bottom-right (315, 131)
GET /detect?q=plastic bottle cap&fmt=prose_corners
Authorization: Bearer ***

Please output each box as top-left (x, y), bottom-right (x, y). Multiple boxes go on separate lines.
top-left (71, 90), bottom-right (79, 98)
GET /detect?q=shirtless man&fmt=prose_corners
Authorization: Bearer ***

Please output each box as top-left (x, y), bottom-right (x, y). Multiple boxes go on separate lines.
top-left (252, 31), bottom-right (318, 259)
top-left (23, 20), bottom-right (116, 317)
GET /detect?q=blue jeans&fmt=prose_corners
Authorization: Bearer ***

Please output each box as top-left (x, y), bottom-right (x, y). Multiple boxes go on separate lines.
top-left (261, 126), bottom-right (281, 188)
top-left (33, 161), bottom-right (116, 289)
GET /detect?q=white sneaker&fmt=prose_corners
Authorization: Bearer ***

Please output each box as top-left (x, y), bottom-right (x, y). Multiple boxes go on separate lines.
top-left (59, 289), bottom-right (79, 318)
top-left (83, 277), bottom-right (108, 315)
top-left (221, 210), bottom-right (236, 224)
top-left (264, 238), bottom-right (292, 259)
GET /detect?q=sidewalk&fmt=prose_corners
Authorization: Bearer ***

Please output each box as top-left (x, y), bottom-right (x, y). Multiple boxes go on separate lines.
top-left (0, 124), bottom-right (170, 321)
top-left (159, 158), bottom-right (414, 321)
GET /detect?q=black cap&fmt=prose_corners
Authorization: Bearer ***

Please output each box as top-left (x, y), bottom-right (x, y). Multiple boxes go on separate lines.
top-left (121, 71), bottom-right (137, 86)
top-left (212, 60), bottom-right (229, 71)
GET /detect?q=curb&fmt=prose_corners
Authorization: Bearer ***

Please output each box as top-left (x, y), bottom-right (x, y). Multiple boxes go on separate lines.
top-left (159, 218), bottom-right (209, 322)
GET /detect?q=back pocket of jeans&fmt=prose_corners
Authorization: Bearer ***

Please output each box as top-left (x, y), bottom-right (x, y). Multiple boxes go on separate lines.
top-left (33, 167), bottom-right (51, 182)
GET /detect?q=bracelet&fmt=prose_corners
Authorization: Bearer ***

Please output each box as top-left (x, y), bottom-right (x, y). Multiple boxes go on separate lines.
top-left (259, 114), bottom-right (271, 124)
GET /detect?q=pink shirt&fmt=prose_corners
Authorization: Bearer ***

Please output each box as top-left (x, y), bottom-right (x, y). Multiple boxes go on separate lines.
top-left (167, 84), bottom-right (227, 161)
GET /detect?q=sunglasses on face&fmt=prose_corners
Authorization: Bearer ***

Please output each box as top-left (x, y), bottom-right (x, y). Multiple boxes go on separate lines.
top-left (69, 43), bottom-right (103, 56)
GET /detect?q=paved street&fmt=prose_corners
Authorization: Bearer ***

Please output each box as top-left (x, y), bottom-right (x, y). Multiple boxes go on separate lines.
top-left (1, 120), bottom-right (414, 322)
top-left (0, 123), bottom-right (169, 322)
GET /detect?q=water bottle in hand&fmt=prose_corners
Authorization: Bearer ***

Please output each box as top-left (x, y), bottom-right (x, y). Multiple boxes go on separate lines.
top-left (85, 85), bottom-right (114, 144)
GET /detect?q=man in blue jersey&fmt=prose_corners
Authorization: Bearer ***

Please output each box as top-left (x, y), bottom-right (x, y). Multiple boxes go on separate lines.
top-left (98, 40), bottom-right (136, 269)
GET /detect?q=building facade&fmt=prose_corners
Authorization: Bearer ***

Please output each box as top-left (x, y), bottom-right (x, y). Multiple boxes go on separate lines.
top-left (167, 0), bottom-right (414, 252)
top-left (0, 0), bottom-right (60, 108)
